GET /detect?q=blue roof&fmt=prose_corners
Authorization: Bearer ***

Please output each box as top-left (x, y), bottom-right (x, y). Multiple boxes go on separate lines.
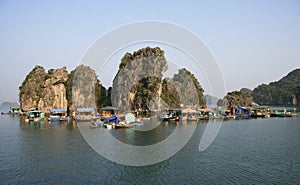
top-left (50, 109), bottom-right (67, 113)
top-left (76, 108), bottom-right (95, 112)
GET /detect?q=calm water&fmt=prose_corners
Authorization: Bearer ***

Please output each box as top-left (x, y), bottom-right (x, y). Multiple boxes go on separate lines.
top-left (0, 107), bottom-right (300, 184)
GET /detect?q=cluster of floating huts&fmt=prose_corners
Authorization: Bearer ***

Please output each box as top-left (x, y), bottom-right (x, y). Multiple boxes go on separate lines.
top-left (1, 104), bottom-right (298, 128)
top-left (159, 105), bottom-right (298, 121)
top-left (1, 106), bottom-right (142, 129)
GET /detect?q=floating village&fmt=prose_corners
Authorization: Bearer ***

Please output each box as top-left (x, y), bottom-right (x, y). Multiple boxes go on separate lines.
top-left (1, 47), bottom-right (299, 129)
top-left (1, 103), bottom-right (298, 130)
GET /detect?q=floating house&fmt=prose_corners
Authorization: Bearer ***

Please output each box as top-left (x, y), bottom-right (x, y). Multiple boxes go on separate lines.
top-left (99, 106), bottom-right (119, 118)
top-left (235, 107), bottom-right (251, 119)
top-left (182, 108), bottom-right (198, 121)
top-left (160, 109), bottom-right (181, 121)
top-left (75, 108), bottom-right (98, 121)
top-left (1, 106), bottom-right (21, 115)
top-left (251, 105), bottom-right (270, 118)
top-left (25, 110), bottom-right (45, 122)
top-left (49, 109), bottom-right (68, 121)
top-left (10, 106), bottom-right (21, 114)
top-left (270, 109), bottom-right (297, 117)
top-left (198, 108), bottom-right (214, 120)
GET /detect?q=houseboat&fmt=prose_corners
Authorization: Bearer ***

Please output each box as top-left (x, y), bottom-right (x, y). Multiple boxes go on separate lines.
top-left (160, 109), bottom-right (181, 121)
top-left (251, 105), bottom-right (270, 118)
top-left (25, 110), bottom-right (45, 122)
top-left (235, 107), bottom-right (251, 119)
top-left (49, 109), bottom-right (68, 121)
top-left (1, 106), bottom-right (21, 115)
top-left (75, 108), bottom-right (98, 121)
top-left (198, 108), bottom-right (214, 120)
top-left (182, 108), bottom-right (198, 121)
top-left (270, 109), bottom-right (297, 117)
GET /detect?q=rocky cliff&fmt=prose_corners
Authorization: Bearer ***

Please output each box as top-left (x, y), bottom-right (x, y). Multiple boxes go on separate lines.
top-left (19, 47), bottom-right (207, 115)
top-left (172, 68), bottom-right (205, 108)
top-left (19, 66), bottom-right (68, 113)
top-left (112, 47), bottom-right (206, 114)
top-left (19, 64), bottom-right (110, 115)
top-left (112, 47), bottom-right (168, 114)
top-left (19, 66), bottom-right (47, 111)
top-left (218, 90), bottom-right (255, 108)
top-left (70, 65), bottom-right (97, 110)
top-left (38, 67), bottom-right (68, 113)
top-left (161, 78), bottom-right (180, 108)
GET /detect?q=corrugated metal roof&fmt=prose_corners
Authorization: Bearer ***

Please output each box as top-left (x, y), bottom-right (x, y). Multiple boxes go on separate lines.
top-left (76, 108), bottom-right (95, 112)
top-left (50, 109), bottom-right (67, 113)
top-left (99, 106), bottom-right (119, 110)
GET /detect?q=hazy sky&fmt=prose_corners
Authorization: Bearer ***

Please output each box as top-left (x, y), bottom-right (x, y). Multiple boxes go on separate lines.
top-left (0, 0), bottom-right (299, 102)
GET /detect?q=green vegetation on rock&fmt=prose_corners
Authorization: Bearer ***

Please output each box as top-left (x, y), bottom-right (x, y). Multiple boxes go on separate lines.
top-left (252, 69), bottom-right (300, 105)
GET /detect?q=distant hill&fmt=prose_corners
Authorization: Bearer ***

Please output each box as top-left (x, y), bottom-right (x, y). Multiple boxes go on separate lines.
top-left (0, 101), bottom-right (19, 107)
top-left (252, 69), bottom-right (300, 105)
top-left (218, 90), bottom-right (255, 108)
top-left (219, 69), bottom-right (300, 107)
top-left (204, 95), bottom-right (220, 107)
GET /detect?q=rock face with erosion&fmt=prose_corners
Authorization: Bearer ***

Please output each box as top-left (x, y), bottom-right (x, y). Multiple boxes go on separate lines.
top-left (112, 47), bottom-right (168, 113)
top-left (19, 66), bottom-right (47, 111)
top-left (71, 65), bottom-right (98, 110)
top-left (19, 66), bottom-right (68, 113)
top-left (112, 47), bottom-right (206, 114)
top-left (38, 67), bottom-right (68, 113)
